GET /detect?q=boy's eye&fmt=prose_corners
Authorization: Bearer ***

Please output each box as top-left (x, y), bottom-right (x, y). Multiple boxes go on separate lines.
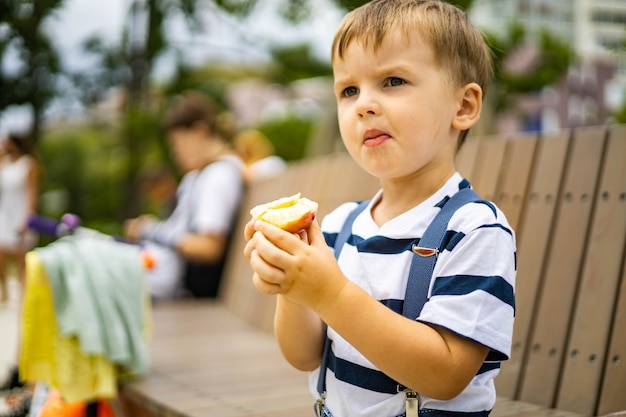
top-left (343, 86), bottom-right (359, 98)
top-left (387, 77), bottom-right (405, 87)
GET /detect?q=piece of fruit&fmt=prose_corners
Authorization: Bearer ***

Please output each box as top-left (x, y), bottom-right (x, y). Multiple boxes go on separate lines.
top-left (250, 193), bottom-right (318, 233)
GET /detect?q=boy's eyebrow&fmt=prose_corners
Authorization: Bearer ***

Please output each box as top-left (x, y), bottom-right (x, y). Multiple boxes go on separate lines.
top-left (333, 75), bottom-right (353, 93)
top-left (372, 63), bottom-right (412, 76)
top-left (332, 62), bottom-right (417, 93)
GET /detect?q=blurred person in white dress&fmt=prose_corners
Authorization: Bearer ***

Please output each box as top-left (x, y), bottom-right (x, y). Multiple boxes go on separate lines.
top-left (0, 133), bottom-right (41, 302)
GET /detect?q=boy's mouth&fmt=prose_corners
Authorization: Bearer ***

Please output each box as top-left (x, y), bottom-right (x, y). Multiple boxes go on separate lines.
top-left (363, 129), bottom-right (390, 147)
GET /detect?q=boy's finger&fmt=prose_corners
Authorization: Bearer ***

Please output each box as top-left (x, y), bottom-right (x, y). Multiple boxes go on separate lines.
top-left (253, 219), bottom-right (302, 253)
top-left (251, 272), bottom-right (282, 295)
top-left (296, 229), bottom-right (309, 244)
top-left (306, 220), bottom-right (325, 246)
top-left (243, 218), bottom-right (257, 241)
top-left (243, 238), bottom-right (255, 259)
top-left (249, 247), bottom-right (286, 285)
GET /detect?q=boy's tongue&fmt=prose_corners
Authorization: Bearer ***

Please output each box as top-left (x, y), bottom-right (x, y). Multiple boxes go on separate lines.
top-left (365, 134), bottom-right (390, 147)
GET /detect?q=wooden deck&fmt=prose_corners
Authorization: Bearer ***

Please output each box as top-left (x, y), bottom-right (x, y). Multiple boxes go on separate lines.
top-left (119, 301), bottom-right (312, 417)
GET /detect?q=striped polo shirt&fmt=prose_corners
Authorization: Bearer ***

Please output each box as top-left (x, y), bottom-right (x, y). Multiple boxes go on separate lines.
top-left (309, 173), bottom-right (516, 417)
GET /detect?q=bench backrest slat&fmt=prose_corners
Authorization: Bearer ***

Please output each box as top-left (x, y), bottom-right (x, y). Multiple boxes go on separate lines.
top-left (595, 124), bottom-right (626, 416)
top-left (555, 125), bottom-right (625, 415)
top-left (469, 135), bottom-right (508, 200)
top-left (518, 126), bottom-right (607, 407)
top-left (220, 175), bottom-right (287, 325)
top-left (455, 135), bottom-right (482, 180)
top-left (493, 133), bottom-right (539, 233)
top-left (495, 130), bottom-right (571, 398)
top-left (598, 256), bottom-right (626, 416)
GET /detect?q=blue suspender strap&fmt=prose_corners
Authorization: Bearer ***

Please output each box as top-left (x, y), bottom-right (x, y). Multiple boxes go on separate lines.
top-left (402, 187), bottom-right (482, 319)
top-left (333, 200), bottom-right (370, 261)
top-left (316, 188), bottom-right (484, 406)
top-left (317, 200), bottom-right (369, 399)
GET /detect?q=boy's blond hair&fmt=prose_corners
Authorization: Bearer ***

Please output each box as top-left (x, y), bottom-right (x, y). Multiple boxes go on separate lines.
top-left (332, 0), bottom-right (493, 147)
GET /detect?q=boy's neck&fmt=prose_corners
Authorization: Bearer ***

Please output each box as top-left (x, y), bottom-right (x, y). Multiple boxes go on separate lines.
top-left (372, 168), bottom-right (456, 226)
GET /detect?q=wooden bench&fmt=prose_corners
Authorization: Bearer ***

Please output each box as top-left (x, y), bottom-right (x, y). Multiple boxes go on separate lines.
top-left (118, 124), bottom-right (626, 417)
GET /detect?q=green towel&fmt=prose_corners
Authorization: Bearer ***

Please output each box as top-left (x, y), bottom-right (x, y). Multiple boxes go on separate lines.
top-left (36, 235), bottom-right (149, 374)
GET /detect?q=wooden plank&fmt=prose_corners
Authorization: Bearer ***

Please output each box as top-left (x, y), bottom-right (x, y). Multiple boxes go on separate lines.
top-left (556, 126), bottom-right (625, 415)
top-left (596, 125), bottom-right (626, 417)
top-left (469, 135), bottom-right (508, 200)
top-left (493, 133), bottom-right (539, 232)
top-left (495, 130), bottom-right (571, 398)
top-left (121, 302), bottom-right (312, 417)
top-left (501, 408), bottom-right (585, 417)
top-left (598, 259), bottom-right (626, 416)
top-left (220, 175), bottom-right (283, 323)
top-left (492, 398), bottom-right (586, 417)
top-left (518, 126), bottom-right (607, 407)
top-left (491, 398), bottom-right (547, 417)
top-left (455, 134), bottom-right (482, 179)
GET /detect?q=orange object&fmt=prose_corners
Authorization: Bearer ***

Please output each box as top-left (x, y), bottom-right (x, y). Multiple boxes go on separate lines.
top-left (140, 250), bottom-right (157, 270)
top-left (38, 390), bottom-right (115, 417)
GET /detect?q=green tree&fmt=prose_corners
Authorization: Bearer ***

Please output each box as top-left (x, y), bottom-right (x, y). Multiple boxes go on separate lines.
top-left (268, 44), bottom-right (332, 84)
top-left (485, 21), bottom-right (576, 114)
top-left (72, 0), bottom-right (341, 217)
top-left (72, 0), bottom-right (205, 217)
top-left (0, 0), bottom-right (64, 142)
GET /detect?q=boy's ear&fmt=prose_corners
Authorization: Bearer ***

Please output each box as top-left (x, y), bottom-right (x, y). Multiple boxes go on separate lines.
top-left (452, 83), bottom-right (482, 131)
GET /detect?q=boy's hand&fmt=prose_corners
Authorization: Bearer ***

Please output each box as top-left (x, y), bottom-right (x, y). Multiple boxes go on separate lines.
top-left (243, 218), bottom-right (346, 312)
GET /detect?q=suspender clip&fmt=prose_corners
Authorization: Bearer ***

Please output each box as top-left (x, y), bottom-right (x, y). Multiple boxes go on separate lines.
top-left (398, 385), bottom-right (419, 417)
top-left (412, 244), bottom-right (439, 258)
top-left (314, 392), bottom-right (326, 417)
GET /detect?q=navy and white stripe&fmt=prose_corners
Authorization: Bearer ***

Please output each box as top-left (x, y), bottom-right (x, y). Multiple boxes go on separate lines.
top-left (309, 173), bottom-right (516, 417)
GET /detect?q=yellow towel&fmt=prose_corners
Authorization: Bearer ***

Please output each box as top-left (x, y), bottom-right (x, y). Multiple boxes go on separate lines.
top-left (36, 236), bottom-right (150, 374)
top-left (20, 251), bottom-right (117, 403)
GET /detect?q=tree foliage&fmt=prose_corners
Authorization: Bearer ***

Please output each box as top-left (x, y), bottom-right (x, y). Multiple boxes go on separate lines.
top-left (268, 44), bottom-right (332, 84)
top-left (1, 0), bottom-right (580, 227)
top-left (485, 21), bottom-right (576, 113)
top-left (0, 0), bottom-right (64, 142)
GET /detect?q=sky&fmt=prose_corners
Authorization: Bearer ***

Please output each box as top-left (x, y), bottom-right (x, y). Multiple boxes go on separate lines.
top-left (0, 0), bottom-right (344, 135)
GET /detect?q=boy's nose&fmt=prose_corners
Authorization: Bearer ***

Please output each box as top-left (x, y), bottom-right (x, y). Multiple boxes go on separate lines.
top-left (356, 93), bottom-right (380, 118)
top-left (358, 109), bottom-right (376, 118)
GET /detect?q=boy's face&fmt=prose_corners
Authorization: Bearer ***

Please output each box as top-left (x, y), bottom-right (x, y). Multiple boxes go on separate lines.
top-left (333, 29), bottom-right (464, 183)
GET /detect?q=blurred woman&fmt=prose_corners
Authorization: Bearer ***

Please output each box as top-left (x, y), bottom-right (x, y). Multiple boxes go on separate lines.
top-left (0, 133), bottom-right (41, 302)
top-left (124, 91), bottom-right (245, 299)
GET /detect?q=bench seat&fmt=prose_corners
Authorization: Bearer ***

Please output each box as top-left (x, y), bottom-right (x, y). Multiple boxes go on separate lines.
top-left (119, 301), bottom-right (312, 417)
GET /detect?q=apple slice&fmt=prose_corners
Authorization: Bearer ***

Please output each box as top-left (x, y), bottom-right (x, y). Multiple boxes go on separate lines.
top-left (250, 193), bottom-right (318, 233)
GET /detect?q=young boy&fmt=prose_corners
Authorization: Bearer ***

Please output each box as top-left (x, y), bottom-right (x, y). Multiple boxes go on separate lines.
top-left (244, 1), bottom-right (515, 416)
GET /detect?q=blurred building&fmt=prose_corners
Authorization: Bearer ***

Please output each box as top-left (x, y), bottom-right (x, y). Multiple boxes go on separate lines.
top-left (471, 0), bottom-right (626, 131)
